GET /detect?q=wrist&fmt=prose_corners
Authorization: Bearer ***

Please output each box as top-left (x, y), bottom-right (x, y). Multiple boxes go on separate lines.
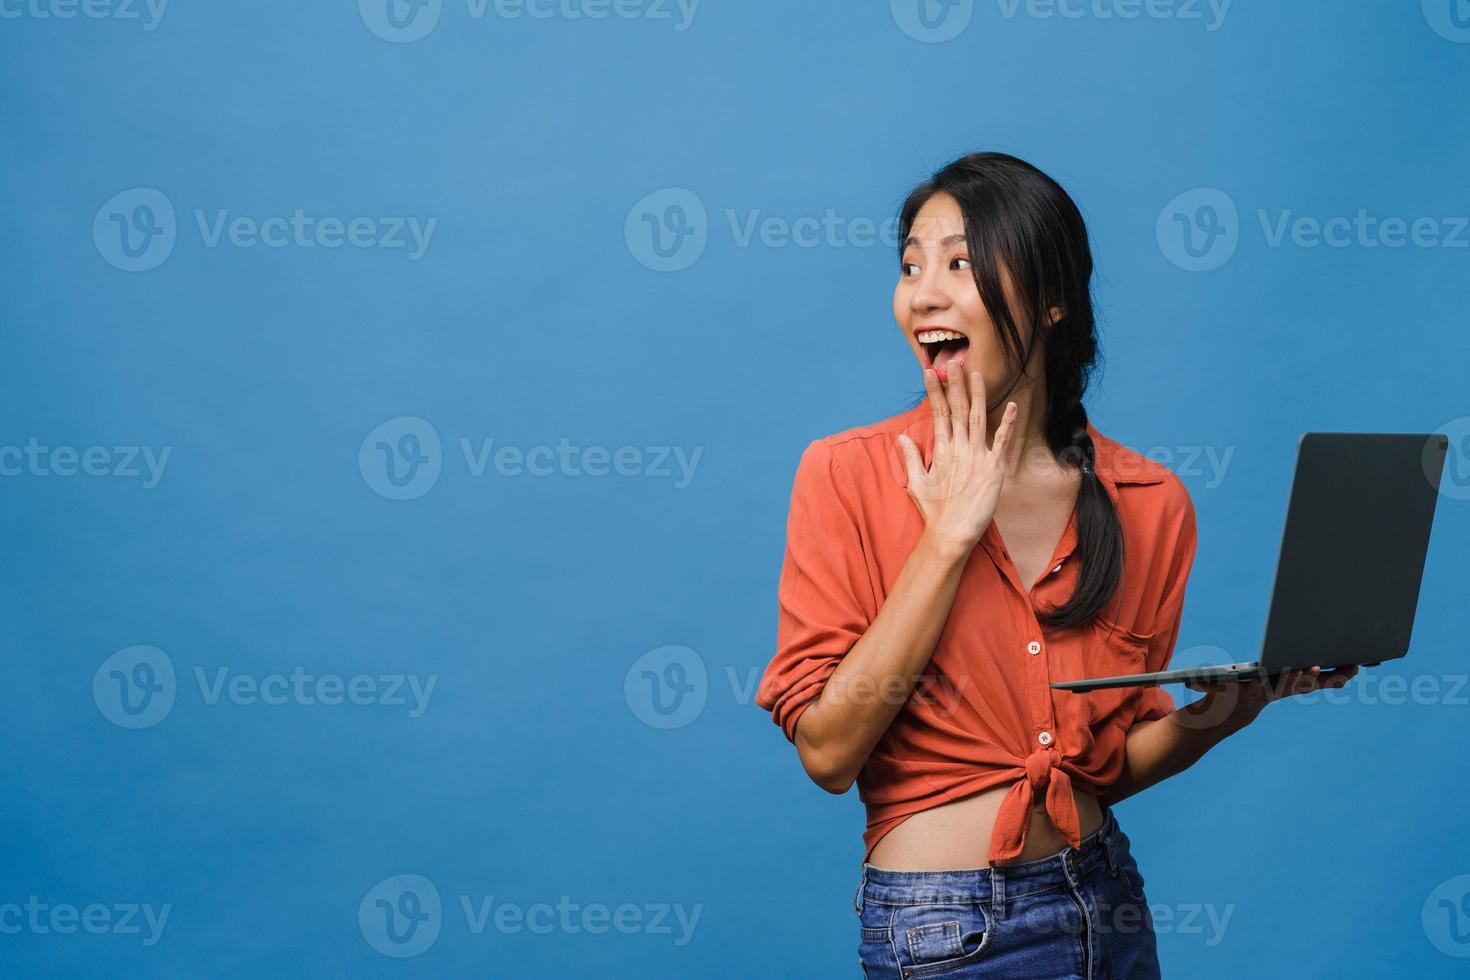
top-left (918, 527), bottom-right (979, 565)
top-left (1177, 691), bottom-right (1259, 739)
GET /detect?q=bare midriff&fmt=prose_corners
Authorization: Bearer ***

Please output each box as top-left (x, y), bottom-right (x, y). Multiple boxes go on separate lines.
top-left (866, 784), bottom-right (1105, 870)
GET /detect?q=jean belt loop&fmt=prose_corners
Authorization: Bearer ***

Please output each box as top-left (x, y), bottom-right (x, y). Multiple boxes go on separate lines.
top-left (854, 865), bottom-right (866, 916)
top-left (1102, 819), bottom-right (1120, 877)
top-left (989, 865), bottom-right (1006, 922)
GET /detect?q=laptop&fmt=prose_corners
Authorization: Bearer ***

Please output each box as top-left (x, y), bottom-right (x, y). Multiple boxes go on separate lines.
top-left (1051, 432), bottom-right (1450, 693)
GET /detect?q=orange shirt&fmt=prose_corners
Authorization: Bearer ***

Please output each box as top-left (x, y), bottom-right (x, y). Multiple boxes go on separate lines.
top-left (756, 402), bottom-right (1198, 865)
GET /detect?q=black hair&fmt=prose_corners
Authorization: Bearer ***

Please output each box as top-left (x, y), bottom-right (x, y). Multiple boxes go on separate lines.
top-left (896, 151), bottom-right (1122, 630)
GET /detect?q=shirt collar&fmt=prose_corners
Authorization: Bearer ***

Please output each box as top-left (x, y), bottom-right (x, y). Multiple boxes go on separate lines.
top-left (1085, 420), bottom-right (1168, 493)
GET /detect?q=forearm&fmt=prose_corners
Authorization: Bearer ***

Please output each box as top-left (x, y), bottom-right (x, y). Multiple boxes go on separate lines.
top-left (794, 529), bottom-right (971, 791)
top-left (1099, 694), bottom-right (1249, 806)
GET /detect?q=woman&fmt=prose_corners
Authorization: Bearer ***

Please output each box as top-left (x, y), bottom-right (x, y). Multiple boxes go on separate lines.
top-left (754, 152), bottom-right (1358, 978)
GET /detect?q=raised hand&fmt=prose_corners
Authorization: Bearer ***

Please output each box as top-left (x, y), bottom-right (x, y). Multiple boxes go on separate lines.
top-left (896, 367), bottom-right (1017, 555)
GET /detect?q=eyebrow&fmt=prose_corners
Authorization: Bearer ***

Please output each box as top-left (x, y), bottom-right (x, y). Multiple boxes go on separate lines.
top-left (901, 233), bottom-right (968, 250)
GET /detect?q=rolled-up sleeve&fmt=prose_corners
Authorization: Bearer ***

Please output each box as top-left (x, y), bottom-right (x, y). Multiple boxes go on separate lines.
top-left (1135, 483), bottom-right (1199, 723)
top-left (755, 439), bottom-right (875, 742)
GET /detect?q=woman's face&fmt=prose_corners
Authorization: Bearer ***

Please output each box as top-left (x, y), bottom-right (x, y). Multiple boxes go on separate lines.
top-left (894, 192), bottom-right (1027, 399)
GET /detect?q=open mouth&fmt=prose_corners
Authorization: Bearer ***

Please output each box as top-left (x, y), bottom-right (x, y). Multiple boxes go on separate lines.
top-left (917, 329), bottom-right (971, 381)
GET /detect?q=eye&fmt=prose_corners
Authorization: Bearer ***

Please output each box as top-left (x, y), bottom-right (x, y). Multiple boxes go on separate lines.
top-left (901, 262), bottom-right (920, 277)
top-left (951, 256), bottom-right (972, 270)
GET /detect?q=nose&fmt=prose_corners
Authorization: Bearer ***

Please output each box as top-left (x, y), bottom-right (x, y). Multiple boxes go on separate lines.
top-left (909, 265), bottom-right (949, 315)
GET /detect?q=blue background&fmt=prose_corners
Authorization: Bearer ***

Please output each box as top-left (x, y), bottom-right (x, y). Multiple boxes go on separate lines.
top-left (3, 0), bottom-right (1468, 976)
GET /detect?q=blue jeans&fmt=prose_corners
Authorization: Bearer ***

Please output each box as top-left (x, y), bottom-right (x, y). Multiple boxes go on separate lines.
top-left (854, 805), bottom-right (1161, 979)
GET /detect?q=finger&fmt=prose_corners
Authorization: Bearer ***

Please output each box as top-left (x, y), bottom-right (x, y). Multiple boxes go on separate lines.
top-left (1269, 670), bottom-right (1305, 700)
top-left (1317, 667), bottom-right (1358, 690)
top-left (1282, 667), bottom-right (1320, 696)
top-left (896, 433), bottom-right (926, 486)
top-left (945, 364), bottom-right (970, 458)
top-left (923, 369), bottom-right (952, 462)
top-left (990, 401), bottom-right (1018, 459)
top-left (967, 371), bottom-right (986, 451)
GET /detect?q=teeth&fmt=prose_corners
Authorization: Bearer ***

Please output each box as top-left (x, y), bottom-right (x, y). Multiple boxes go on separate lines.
top-left (917, 330), bottom-right (965, 343)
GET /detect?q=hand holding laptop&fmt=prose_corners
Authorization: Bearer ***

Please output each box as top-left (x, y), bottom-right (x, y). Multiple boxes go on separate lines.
top-left (1179, 663), bottom-right (1361, 731)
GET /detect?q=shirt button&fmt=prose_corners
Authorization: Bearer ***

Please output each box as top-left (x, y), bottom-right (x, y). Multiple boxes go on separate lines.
top-left (1027, 641), bottom-right (1041, 655)
top-left (1051, 563), bottom-right (1062, 574)
top-left (1038, 730), bottom-right (1054, 746)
